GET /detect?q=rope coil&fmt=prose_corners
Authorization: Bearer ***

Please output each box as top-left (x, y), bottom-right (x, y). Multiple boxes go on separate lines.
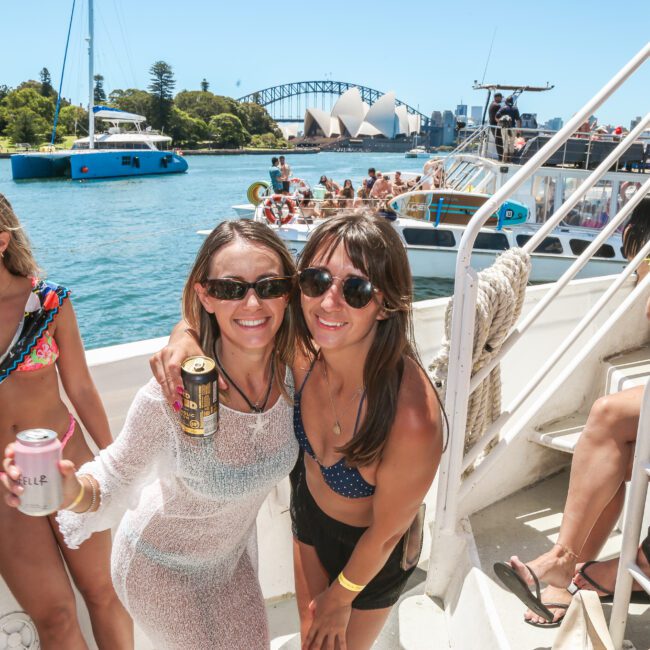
top-left (429, 247), bottom-right (531, 474)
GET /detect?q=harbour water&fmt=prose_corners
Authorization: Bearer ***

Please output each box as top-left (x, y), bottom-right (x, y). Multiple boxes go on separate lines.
top-left (0, 152), bottom-right (453, 349)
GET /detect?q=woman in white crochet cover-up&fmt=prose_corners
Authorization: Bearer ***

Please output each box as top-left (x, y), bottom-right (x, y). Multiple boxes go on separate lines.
top-left (4, 220), bottom-right (299, 649)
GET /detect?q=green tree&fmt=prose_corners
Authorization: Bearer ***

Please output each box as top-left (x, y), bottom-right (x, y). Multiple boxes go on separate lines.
top-left (2, 87), bottom-right (55, 123)
top-left (239, 103), bottom-right (281, 136)
top-left (108, 88), bottom-right (152, 117)
top-left (168, 107), bottom-right (209, 145)
top-left (93, 74), bottom-right (106, 103)
top-left (208, 113), bottom-right (250, 148)
top-left (58, 104), bottom-right (88, 137)
top-left (249, 133), bottom-right (288, 149)
top-left (39, 68), bottom-right (54, 97)
top-left (8, 107), bottom-right (49, 145)
top-left (200, 78), bottom-right (209, 92)
top-left (174, 90), bottom-right (223, 123)
top-left (0, 85), bottom-right (10, 102)
top-left (148, 60), bottom-right (175, 131)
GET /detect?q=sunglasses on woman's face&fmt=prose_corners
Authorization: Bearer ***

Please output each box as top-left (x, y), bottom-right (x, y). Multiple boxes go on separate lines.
top-left (298, 268), bottom-right (376, 309)
top-left (203, 276), bottom-right (294, 301)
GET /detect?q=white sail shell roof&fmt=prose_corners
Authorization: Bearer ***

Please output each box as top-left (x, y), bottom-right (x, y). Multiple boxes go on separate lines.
top-left (303, 88), bottom-right (419, 138)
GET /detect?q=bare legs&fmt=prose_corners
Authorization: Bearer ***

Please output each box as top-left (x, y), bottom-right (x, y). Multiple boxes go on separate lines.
top-left (293, 539), bottom-right (392, 650)
top-left (509, 386), bottom-right (642, 622)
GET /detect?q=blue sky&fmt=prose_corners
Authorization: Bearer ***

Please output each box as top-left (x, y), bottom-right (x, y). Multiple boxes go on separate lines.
top-left (1, 1), bottom-right (649, 127)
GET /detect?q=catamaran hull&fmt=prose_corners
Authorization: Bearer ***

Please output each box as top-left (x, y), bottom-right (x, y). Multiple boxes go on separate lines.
top-left (11, 150), bottom-right (188, 180)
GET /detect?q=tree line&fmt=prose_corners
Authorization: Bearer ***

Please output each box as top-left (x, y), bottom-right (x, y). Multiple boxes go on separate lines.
top-left (0, 61), bottom-right (287, 149)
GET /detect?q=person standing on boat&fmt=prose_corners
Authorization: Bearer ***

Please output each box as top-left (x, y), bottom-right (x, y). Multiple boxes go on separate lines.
top-left (4, 220), bottom-right (299, 650)
top-left (496, 97), bottom-right (522, 162)
top-left (488, 92), bottom-right (504, 159)
top-left (0, 194), bottom-right (133, 649)
top-left (269, 157), bottom-right (283, 194)
top-left (279, 156), bottom-right (292, 195)
top-left (366, 168), bottom-right (377, 192)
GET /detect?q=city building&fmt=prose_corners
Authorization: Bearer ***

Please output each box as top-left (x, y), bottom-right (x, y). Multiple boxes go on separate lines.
top-left (545, 117), bottom-right (564, 131)
top-left (520, 113), bottom-right (538, 129)
top-left (456, 103), bottom-right (468, 118)
top-left (631, 116), bottom-right (642, 130)
top-left (302, 87), bottom-right (420, 139)
top-left (470, 105), bottom-right (483, 125)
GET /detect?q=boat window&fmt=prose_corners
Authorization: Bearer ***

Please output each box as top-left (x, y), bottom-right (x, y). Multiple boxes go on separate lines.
top-left (473, 233), bottom-right (509, 251)
top-left (569, 239), bottom-right (616, 259)
top-left (515, 234), bottom-right (564, 254)
top-left (122, 156), bottom-right (131, 165)
top-left (562, 178), bottom-right (612, 229)
top-left (532, 176), bottom-right (558, 224)
top-left (402, 228), bottom-right (456, 247)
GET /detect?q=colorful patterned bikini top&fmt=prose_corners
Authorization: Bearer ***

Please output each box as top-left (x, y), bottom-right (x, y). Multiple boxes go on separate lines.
top-left (0, 278), bottom-right (69, 383)
top-left (294, 358), bottom-right (376, 499)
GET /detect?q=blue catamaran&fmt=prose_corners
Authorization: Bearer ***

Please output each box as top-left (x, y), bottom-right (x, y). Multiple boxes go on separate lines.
top-left (11, 0), bottom-right (188, 181)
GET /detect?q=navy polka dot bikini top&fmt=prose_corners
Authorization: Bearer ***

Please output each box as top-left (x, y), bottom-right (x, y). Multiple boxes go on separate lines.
top-left (294, 359), bottom-right (376, 499)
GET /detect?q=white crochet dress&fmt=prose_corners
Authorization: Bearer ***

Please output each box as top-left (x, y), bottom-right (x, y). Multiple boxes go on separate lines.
top-left (57, 378), bottom-right (298, 650)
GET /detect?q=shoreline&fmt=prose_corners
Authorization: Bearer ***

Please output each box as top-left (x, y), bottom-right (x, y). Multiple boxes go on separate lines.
top-left (0, 147), bottom-right (321, 159)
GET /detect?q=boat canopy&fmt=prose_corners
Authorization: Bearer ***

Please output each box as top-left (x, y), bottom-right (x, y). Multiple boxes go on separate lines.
top-left (93, 106), bottom-right (146, 123)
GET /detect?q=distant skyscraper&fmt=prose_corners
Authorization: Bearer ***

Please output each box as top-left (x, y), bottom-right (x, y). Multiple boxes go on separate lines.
top-left (546, 117), bottom-right (563, 131)
top-left (456, 103), bottom-right (467, 118)
top-left (470, 105), bottom-right (483, 124)
top-left (442, 110), bottom-right (456, 146)
top-left (630, 116), bottom-right (642, 130)
top-left (520, 113), bottom-right (538, 129)
top-left (431, 111), bottom-right (443, 127)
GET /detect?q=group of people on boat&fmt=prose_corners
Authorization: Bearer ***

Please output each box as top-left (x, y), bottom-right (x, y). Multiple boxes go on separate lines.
top-left (2, 186), bottom-right (650, 649)
top-left (0, 193), bottom-right (442, 649)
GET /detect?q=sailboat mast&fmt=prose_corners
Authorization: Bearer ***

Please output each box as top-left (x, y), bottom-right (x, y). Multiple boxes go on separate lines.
top-left (88, 0), bottom-right (95, 149)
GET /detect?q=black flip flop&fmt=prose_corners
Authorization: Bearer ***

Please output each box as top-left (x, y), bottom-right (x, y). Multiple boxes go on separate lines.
top-left (579, 559), bottom-right (650, 604)
top-left (524, 602), bottom-right (569, 628)
top-left (493, 561), bottom-right (554, 622)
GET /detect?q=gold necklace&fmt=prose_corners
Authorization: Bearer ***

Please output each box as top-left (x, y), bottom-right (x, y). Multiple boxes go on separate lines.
top-left (321, 359), bottom-right (364, 436)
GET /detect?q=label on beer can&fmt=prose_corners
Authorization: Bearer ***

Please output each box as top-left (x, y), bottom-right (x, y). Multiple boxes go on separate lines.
top-left (180, 356), bottom-right (219, 437)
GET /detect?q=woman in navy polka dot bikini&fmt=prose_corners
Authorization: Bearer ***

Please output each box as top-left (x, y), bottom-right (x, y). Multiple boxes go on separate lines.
top-left (288, 213), bottom-right (443, 650)
top-left (153, 213), bottom-right (444, 650)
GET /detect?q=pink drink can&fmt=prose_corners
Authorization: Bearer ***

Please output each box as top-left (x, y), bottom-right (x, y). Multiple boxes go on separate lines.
top-left (14, 429), bottom-right (64, 516)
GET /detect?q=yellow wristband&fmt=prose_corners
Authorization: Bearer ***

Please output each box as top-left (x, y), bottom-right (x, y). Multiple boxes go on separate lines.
top-left (337, 571), bottom-right (366, 593)
top-left (65, 478), bottom-right (85, 511)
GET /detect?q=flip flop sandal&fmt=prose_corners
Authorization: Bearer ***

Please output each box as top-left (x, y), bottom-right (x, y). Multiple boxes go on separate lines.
top-left (524, 602), bottom-right (569, 628)
top-left (493, 561), bottom-right (554, 622)
top-left (578, 559), bottom-right (650, 604)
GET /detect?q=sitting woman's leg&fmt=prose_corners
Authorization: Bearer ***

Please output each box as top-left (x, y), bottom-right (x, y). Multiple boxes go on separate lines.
top-left (510, 385), bottom-right (642, 589)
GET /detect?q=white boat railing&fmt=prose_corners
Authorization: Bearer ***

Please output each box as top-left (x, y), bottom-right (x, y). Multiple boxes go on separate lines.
top-left (608, 380), bottom-right (650, 649)
top-left (429, 41), bottom-right (650, 574)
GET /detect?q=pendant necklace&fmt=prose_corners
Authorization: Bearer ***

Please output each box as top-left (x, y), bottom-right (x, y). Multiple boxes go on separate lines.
top-left (214, 347), bottom-right (275, 435)
top-left (321, 357), bottom-right (364, 437)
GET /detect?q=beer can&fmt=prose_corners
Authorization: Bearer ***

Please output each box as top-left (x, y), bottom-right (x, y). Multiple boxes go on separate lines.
top-left (14, 429), bottom-right (64, 516)
top-left (180, 356), bottom-right (219, 437)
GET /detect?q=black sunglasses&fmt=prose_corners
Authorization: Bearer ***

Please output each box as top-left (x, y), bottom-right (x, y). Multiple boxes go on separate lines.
top-left (203, 276), bottom-right (294, 301)
top-left (298, 268), bottom-right (376, 309)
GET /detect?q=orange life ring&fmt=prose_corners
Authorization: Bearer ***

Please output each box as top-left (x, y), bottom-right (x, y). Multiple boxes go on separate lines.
top-left (619, 182), bottom-right (641, 203)
top-left (263, 195), bottom-right (296, 225)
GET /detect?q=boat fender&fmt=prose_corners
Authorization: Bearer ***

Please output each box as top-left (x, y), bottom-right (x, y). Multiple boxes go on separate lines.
top-left (263, 195), bottom-right (296, 226)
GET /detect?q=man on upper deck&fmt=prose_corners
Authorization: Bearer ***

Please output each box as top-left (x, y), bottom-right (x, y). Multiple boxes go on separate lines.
top-left (488, 92), bottom-right (504, 160)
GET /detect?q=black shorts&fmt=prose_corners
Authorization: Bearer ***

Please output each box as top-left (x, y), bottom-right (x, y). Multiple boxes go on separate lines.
top-left (289, 456), bottom-right (417, 610)
top-left (282, 180), bottom-right (290, 192)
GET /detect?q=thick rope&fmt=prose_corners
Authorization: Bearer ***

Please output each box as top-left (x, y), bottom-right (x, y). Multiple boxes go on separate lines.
top-left (429, 247), bottom-right (531, 473)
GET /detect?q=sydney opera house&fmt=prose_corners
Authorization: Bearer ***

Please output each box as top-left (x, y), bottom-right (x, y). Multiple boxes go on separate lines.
top-left (282, 87), bottom-right (421, 140)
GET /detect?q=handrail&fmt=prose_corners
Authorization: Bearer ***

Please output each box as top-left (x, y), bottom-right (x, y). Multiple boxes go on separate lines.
top-left (435, 42), bottom-right (650, 534)
top-left (608, 380), bottom-right (650, 648)
top-left (469, 118), bottom-right (650, 393)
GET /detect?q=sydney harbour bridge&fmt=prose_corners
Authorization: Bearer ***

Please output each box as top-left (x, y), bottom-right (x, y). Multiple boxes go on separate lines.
top-left (237, 81), bottom-right (430, 128)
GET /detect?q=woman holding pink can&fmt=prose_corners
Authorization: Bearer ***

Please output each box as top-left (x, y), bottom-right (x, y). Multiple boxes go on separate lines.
top-left (0, 193), bottom-right (132, 649)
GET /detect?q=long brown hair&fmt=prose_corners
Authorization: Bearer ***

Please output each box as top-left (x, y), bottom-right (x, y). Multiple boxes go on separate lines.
top-left (0, 193), bottom-right (40, 278)
top-left (182, 220), bottom-right (296, 394)
top-left (293, 212), bottom-right (440, 466)
top-left (622, 196), bottom-right (650, 260)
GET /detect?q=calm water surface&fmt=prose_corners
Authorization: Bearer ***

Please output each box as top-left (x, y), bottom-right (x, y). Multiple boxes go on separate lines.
top-left (0, 152), bottom-right (452, 349)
